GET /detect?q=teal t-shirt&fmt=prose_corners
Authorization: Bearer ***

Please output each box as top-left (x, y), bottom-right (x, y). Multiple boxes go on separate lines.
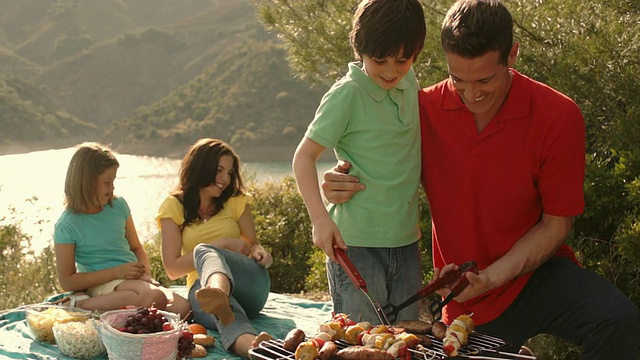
top-left (306, 62), bottom-right (421, 247)
top-left (54, 196), bottom-right (138, 273)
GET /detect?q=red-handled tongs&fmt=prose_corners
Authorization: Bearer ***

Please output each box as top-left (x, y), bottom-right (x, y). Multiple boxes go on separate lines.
top-left (428, 260), bottom-right (479, 321)
top-left (333, 247), bottom-right (391, 326)
top-left (382, 261), bottom-right (478, 323)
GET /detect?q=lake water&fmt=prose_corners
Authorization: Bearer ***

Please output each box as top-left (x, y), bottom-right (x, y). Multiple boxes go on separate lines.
top-left (0, 147), bottom-right (333, 253)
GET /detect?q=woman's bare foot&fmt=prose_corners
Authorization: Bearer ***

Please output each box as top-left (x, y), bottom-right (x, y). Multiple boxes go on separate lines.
top-left (251, 332), bottom-right (274, 348)
top-left (195, 287), bottom-right (234, 325)
top-left (232, 332), bottom-right (274, 358)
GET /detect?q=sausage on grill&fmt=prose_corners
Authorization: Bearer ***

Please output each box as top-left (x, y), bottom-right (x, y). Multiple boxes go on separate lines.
top-left (431, 321), bottom-right (447, 340)
top-left (318, 340), bottom-right (338, 360)
top-left (336, 346), bottom-right (395, 360)
top-left (283, 328), bottom-right (306, 352)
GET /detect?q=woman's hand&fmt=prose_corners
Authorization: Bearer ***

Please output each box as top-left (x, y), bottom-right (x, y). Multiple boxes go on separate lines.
top-left (215, 237), bottom-right (250, 255)
top-left (249, 244), bottom-right (273, 269)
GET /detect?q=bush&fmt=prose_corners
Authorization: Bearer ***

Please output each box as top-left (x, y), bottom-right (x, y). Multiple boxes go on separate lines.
top-left (249, 176), bottom-right (316, 293)
top-left (0, 217), bottom-right (59, 310)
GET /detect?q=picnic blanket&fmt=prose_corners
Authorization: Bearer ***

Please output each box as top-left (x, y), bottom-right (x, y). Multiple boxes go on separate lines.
top-left (0, 288), bottom-right (333, 359)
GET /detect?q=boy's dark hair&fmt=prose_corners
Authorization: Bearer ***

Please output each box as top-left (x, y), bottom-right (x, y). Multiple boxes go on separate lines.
top-left (441, 0), bottom-right (513, 65)
top-left (350, 0), bottom-right (426, 61)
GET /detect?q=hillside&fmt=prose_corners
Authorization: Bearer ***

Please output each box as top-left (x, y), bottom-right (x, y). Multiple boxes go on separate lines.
top-left (0, 76), bottom-right (96, 153)
top-left (0, 0), bottom-right (325, 160)
top-left (107, 38), bottom-right (326, 160)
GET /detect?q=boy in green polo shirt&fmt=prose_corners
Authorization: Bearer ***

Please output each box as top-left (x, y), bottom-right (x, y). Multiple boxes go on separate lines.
top-left (292, 0), bottom-right (426, 324)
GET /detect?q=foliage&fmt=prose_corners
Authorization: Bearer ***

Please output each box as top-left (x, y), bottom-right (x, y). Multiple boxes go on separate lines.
top-left (0, 213), bottom-right (59, 311)
top-left (249, 177), bottom-right (317, 293)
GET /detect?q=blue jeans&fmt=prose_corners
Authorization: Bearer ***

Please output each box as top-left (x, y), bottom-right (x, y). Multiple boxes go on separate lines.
top-left (189, 243), bottom-right (271, 350)
top-left (327, 242), bottom-right (422, 324)
top-left (476, 257), bottom-right (640, 359)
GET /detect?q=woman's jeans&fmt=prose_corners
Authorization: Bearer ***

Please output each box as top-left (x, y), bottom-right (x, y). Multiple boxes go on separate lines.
top-left (189, 243), bottom-right (271, 350)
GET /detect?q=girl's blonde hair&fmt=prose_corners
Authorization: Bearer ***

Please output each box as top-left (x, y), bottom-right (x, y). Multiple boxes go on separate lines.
top-left (64, 142), bottom-right (119, 212)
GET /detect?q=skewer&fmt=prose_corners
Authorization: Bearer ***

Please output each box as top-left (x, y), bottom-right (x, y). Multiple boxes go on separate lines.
top-left (463, 348), bottom-right (537, 359)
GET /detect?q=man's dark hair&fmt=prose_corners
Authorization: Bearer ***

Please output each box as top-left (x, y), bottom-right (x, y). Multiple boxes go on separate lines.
top-left (441, 0), bottom-right (513, 64)
top-left (350, 0), bottom-right (427, 61)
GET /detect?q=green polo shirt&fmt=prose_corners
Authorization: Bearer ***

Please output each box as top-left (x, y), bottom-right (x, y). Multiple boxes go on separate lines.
top-left (306, 62), bottom-right (421, 247)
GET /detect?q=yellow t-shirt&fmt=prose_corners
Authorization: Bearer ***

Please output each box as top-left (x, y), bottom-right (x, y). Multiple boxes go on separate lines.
top-left (156, 194), bottom-right (251, 289)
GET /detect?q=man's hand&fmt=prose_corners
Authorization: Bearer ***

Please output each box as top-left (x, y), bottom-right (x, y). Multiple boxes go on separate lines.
top-left (433, 264), bottom-right (492, 303)
top-left (321, 160), bottom-right (365, 204)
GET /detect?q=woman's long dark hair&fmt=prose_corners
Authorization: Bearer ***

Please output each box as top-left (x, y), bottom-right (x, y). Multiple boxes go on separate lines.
top-left (171, 138), bottom-right (245, 228)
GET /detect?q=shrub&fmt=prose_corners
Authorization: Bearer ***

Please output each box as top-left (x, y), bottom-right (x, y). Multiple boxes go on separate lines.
top-left (0, 219), bottom-right (59, 310)
top-left (249, 176), bottom-right (316, 293)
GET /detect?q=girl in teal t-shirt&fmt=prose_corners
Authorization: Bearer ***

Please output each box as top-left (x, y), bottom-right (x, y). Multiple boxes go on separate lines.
top-left (52, 142), bottom-right (190, 318)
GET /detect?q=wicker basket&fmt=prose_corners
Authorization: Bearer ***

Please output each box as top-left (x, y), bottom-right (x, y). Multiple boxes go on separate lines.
top-left (99, 309), bottom-right (181, 360)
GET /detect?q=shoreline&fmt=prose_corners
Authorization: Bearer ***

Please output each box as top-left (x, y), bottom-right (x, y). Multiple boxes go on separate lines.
top-left (0, 142), bottom-right (336, 162)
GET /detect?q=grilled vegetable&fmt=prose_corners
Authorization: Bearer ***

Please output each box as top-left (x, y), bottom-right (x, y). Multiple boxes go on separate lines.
top-left (442, 314), bottom-right (475, 357)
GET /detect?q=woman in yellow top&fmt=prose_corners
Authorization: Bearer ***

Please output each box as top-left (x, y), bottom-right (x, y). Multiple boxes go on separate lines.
top-left (156, 138), bottom-right (273, 358)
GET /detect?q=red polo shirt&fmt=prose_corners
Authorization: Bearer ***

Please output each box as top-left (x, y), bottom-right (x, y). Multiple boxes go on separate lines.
top-left (419, 69), bottom-right (585, 325)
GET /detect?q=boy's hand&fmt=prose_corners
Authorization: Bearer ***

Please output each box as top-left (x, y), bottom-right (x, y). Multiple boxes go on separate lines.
top-left (321, 161), bottom-right (365, 204)
top-left (312, 217), bottom-right (346, 262)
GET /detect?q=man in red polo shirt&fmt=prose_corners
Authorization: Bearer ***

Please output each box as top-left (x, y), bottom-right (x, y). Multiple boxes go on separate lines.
top-left (321, 0), bottom-right (640, 358)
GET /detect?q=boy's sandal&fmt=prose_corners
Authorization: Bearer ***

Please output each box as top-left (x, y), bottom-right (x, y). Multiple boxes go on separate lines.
top-left (50, 294), bottom-right (90, 307)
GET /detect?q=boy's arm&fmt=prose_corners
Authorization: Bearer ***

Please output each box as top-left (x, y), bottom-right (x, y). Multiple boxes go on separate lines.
top-left (292, 137), bottom-right (346, 261)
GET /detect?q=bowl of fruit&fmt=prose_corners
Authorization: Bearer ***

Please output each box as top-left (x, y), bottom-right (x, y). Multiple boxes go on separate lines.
top-left (99, 307), bottom-right (193, 360)
top-left (25, 304), bottom-right (93, 344)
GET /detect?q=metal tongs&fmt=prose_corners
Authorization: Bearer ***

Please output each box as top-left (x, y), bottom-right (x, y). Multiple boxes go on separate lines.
top-left (383, 261), bottom-right (479, 323)
top-left (333, 247), bottom-right (391, 326)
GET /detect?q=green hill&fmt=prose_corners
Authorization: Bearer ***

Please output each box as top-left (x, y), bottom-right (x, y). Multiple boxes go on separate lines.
top-left (107, 38), bottom-right (325, 160)
top-left (0, 0), bottom-right (326, 160)
top-left (0, 76), bottom-right (96, 153)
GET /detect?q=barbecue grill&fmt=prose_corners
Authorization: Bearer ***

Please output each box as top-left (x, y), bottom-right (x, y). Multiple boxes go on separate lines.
top-left (248, 330), bottom-right (520, 360)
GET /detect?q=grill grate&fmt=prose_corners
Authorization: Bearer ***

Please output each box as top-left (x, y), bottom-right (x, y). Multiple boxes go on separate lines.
top-left (248, 331), bottom-right (507, 360)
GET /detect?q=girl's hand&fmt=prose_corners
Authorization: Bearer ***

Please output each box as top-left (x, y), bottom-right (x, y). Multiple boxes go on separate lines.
top-left (115, 262), bottom-right (146, 279)
top-left (249, 244), bottom-right (273, 269)
top-left (139, 272), bottom-right (161, 286)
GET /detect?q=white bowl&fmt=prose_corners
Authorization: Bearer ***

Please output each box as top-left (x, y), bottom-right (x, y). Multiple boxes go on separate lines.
top-left (25, 304), bottom-right (93, 344)
top-left (53, 319), bottom-right (106, 359)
